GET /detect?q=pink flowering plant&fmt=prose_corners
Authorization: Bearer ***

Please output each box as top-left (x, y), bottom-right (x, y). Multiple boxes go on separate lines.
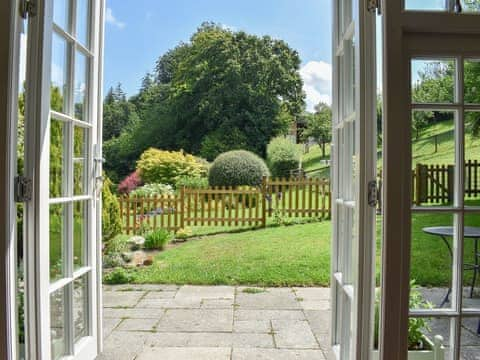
top-left (118, 171), bottom-right (142, 194)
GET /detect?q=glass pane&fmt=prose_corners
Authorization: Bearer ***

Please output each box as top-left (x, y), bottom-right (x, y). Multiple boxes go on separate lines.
top-left (50, 204), bottom-right (66, 282)
top-left (461, 318), bottom-right (480, 358)
top-left (411, 59), bottom-right (455, 104)
top-left (53, 0), bottom-right (70, 31)
top-left (74, 51), bottom-right (88, 121)
top-left (412, 111), bottom-right (455, 207)
top-left (73, 126), bottom-right (87, 196)
top-left (76, 0), bottom-right (90, 47)
top-left (462, 213), bottom-right (480, 310)
top-left (465, 60), bottom-right (480, 104)
top-left (51, 34), bottom-right (68, 114)
top-left (50, 288), bottom-right (66, 360)
top-left (73, 275), bottom-right (88, 342)
top-left (462, 0), bottom-right (480, 12)
top-left (465, 112), bottom-right (480, 204)
top-left (405, 0), bottom-right (447, 11)
top-left (73, 201), bottom-right (87, 270)
top-left (410, 213), bottom-right (454, 309)
top-left (50, 119), bottom-right (66, 198)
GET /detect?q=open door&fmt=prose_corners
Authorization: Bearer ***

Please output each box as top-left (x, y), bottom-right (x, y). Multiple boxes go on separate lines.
top-left (331, 0), bottom-right (377, 359)
top-left (23, 0), bottom-right (105, 358)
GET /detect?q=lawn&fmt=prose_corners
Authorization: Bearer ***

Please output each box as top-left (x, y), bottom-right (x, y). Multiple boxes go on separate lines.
top-left (123, 198), bottom-right (480, 287)
top-left (132, 222), bottom-right (332, 286)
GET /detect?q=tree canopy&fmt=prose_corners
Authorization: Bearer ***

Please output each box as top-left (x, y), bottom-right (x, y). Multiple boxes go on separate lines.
top-left (103, 23), bottom-right (306, 181)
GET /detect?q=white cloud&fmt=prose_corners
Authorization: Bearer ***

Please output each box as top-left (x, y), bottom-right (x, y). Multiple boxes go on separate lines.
top-left (105, 7), bottom-right (125, 29)
top-left (300, 61), bottom-right (332, 112)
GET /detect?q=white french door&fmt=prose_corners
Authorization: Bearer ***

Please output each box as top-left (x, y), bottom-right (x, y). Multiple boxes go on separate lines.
top-left (23, 0), bottom-right (105, 358)
top-left (331, 1), bottom-right (377, 359)
top-left (381, 1), bottom-right (480, 359)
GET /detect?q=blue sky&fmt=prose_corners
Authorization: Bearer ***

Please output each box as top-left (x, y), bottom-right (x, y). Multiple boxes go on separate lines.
top-left (104, 0), bottom-right (333, 111)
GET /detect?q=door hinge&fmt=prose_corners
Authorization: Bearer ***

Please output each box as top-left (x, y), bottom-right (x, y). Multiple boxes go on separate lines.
top-left (368, 180), bottom-right (378, 208)
top-left (14, 176), bottom-right (33, 203)
top-left (20, 0), bottom-right (36, 19)
top-left (367, 0), bottom-right (382, 15)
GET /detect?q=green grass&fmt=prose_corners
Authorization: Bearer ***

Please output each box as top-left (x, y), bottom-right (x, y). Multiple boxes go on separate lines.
top-left (132, 222), bottom-right (332, 286)
top-left (301, 144), bottom-right (330, 178)
top-left (119, 195), bottom-right (480, 287)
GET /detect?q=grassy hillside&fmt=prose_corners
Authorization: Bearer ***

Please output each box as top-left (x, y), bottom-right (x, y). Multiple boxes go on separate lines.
top-left (301, 119), bottom-right (480, 178)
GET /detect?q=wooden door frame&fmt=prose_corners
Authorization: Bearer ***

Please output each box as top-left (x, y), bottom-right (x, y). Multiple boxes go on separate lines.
top-left (380, 1), bottom-right (480, 358)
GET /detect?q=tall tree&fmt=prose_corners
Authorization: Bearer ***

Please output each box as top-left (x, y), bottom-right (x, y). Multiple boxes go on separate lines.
top-left (102, 83), bottom-right (139, 141)
top-left (167, 22), bottom-right (305, 160)
top-left (302, 103), bottom-right (332, 158)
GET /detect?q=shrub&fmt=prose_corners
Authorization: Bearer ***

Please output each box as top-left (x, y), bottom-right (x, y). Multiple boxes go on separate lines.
top-left (208, 150), bottom-right (270, 187)
top-left (104, 234), bottom-right (130, 255)
top-left (144, 229), bottom-right (174, 250)
top-left (102, 176), bottom-right (122, 241)
top-left (266, 136), bottom-right (301, 178)
top-left (130, 183), bottom-right (174, 197)
top-left (118, 171), bottom-right (142, 194)
top-left (136, 148), bottom-right (208, 185)
top-left (175, 176), bottom-right (209, 190)
top-left (104, 268), bottom-right (134, 284)
top-left (103, 253), bottom-right (125, 269)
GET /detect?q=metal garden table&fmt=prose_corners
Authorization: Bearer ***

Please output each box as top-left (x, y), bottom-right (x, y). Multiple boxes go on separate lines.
top-left (423, 226), bottom-right (480, 304)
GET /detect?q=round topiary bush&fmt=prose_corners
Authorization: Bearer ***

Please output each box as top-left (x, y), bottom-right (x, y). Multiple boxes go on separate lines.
top-left (208, 150), bottom-right (270, 187)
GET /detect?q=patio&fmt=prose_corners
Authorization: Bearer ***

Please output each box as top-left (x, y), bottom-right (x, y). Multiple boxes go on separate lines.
top-left (98, 285), bottom-right (334, 360)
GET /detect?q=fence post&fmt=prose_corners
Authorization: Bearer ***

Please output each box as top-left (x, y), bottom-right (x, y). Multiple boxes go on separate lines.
top-left (180, 186), bottom-right (185, 230)
top-left (447, 165), bottom-right (454, 203)
top-left (261, 176), bottom-right (267, 228)
top-left (415, 163), bottom-right (428, 205)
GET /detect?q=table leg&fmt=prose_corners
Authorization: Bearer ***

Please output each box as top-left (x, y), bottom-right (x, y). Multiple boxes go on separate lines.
top-left (440, 235), bottom-right (453, 307)
top-left (471, 238), bottom-right (479, 298)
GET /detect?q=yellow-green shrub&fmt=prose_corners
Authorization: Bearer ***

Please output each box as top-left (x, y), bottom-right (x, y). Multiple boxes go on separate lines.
top-left (137, 148), bottom-right (207, 185)
top-left (102, 176), bottom-right (122, 241)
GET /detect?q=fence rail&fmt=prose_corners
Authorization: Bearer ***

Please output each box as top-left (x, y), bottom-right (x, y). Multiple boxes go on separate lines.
top-left (118, 177), bottom-right (331, 234)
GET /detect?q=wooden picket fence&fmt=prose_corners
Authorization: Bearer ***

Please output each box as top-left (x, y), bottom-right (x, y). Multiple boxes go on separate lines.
top-left (119, 177), bottom-right (331, 234)
top-left (413, 160), bottom-right (480, 205)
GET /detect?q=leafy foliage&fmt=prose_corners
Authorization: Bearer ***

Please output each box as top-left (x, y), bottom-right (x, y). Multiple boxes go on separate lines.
top-left (129, 183), bottom-right (174, 197)
top-left (175, 175), bottom-right (209, 190)
top-left (136, 148), bottom-right (207, 185)
top-left (103, 84), bottom-right (140, 141)
top-left (103, 23), bottom-right (305, 179)
top-left (118, 171), bottom-right (142, 194)
top-left (104, 234), bottom-right (130, 255)
top-left (144, 229), bottom-right (174, 250)
top-left (102, 176), bottom-right (122, 241)
top-left (167, 23), bottom-right (304, 158)
top-left (103, 268), bottom-right (135, 284)
top-left (208, 150), bottom-right (270, 187)
top-left (374, 281), bottom-right (432, 350)
top-left (302, 103), bottom-right (332, 158)
top-left (266, 136), bottom-right (301, 177)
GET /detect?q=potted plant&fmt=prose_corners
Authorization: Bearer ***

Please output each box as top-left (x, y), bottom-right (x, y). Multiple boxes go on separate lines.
top-left (372, 282), bottom-right (445, 359)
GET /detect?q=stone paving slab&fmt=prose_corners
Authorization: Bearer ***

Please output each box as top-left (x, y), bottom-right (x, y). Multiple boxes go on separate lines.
top-left (271, 319), bottom-right (320, 349)
top-left (99, 285), bottom-right (480, 359)
top-left (103, 291), bottom-right (144, 308)
top-left (155, 309), bottom-right (234, 332)
top-left (103, 307), bottom-right (165, 319)
top-left (116, 318), bottom-right (159, 332)
top-left (232, 348), bottom-right (326, 359)
top-left (136, 347), bottom-right (231, 360)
